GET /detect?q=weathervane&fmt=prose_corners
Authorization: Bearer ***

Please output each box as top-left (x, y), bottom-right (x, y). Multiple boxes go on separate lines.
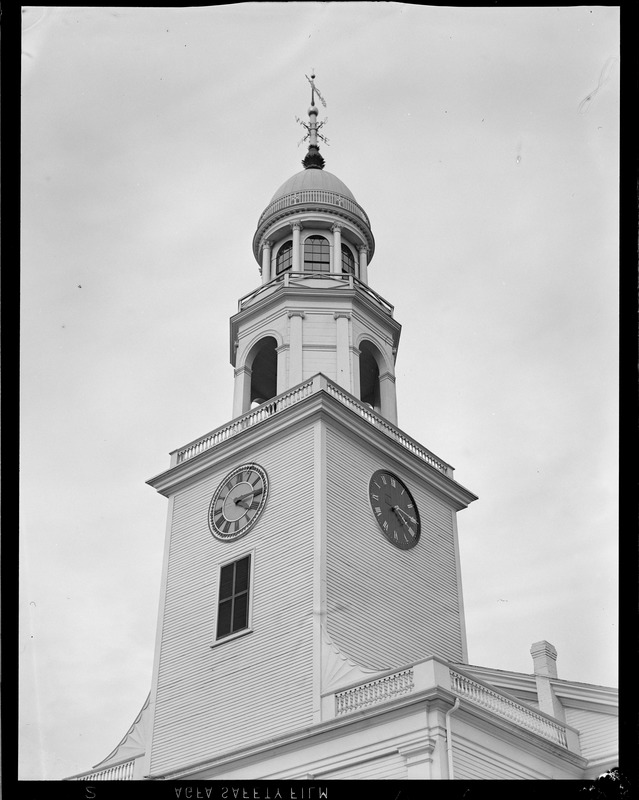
top-left (296, 71), bottom-right (329, 155)
top-left (306, 71), bottom-right (326, 108)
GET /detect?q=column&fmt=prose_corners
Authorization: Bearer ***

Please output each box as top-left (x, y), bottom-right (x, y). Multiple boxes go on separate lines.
top-left (334, 311), bottom-right (351, 390)
top-left (261, 240), bottom-right (272, 284)
top-left (288, 310), bottom-right (305, 386)
top-left (358, 245), bottom-right (368, 283)
top-left (292, 222), bottom-right (302, 272)
top-left (331, 224), bottom-right (342, 273)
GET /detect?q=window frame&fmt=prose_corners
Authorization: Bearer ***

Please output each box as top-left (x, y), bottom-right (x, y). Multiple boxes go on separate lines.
top-left (211, 550), bottom-right (255, 647)
top-left (341, 242), bottom-right (357, 276)
top-left (275, 240), bottom-right (293, 274)
top-left (303, 234), bottom-right (331, 273)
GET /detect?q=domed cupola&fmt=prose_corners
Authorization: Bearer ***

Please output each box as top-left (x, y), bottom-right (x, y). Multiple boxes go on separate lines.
top-left (252, 75), bottom-right (375, 285)
top-left (231, 76), bottom-right (400, 428)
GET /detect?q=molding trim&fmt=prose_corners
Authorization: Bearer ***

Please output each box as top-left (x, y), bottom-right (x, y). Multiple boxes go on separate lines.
top-left (321, 624), bottom-right (382, 692)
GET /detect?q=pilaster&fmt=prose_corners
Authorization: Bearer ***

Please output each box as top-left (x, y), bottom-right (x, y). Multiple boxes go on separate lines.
top-left (379, 370), bottom-right (398, 426)
top-left (333, 311), bottom-right (351, 391)
top-left (398, 736), bottom-right (438, 779)
top-left (350, 345), bottom-right (361, 400)
top-left (288, 311), bottom-right (305, 386)
top-left (233, 364), bottom-right (252, 417)
top-left (275, 343), bottom-right (289, 396)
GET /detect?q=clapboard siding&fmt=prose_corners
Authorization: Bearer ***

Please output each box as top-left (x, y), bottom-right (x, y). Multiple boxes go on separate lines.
top-left (303, 351), bottom-right (337, 383)
top-left (325, 424), bottom-right (464, 670)
top-left (564, 708), bottom-right (618, 761)
top-left (150, 425), bottom-right (316, 775)
top-left (452, 738), bottom-right (550, 780)
top-left (302, 311), bottom-right (341, 345)
top-left (323, 752), bottom-right (408, 779)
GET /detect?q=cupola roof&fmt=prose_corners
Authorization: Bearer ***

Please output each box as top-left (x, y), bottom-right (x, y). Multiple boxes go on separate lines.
top-left (269, 168), bottom-right (357, 205)
top-left (252, 73), bottom-right (375, 265)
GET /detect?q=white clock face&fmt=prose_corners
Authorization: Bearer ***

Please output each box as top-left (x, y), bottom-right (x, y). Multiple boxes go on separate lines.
top-left (208, 464), bottom-right (269, 541)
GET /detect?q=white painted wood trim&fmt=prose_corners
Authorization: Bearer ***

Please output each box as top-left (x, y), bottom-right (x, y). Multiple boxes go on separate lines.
top-left (144, 494), bottom-right (176, 778)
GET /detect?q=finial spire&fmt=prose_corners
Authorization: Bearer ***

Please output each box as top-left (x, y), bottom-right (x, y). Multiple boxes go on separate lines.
top-left (298, 72), bottom-right (328, 170)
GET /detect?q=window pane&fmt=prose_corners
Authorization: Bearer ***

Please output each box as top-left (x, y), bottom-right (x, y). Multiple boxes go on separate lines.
top-left (219, 563), bottom-right (235, 600)
top-left (341, 243), bottom-right (356, 275)
top-left (217, 599), bottom-right (232, 638)
top-left (232, 593), bottom-right (248, 632)
top-left (304, 236), bottom-right (330, 273)
top-left (217, 555), bottom-right (252, 640)
top-left (235, 556), bottom-right (250, 593)
top-left (276, 241), bottom-right (292, 274)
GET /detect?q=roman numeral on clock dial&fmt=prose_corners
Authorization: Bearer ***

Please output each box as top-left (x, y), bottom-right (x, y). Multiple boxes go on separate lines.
top-left (208, 464), bottom-right (269, 542)
top-left (368, 469), bottom-right (421, 551)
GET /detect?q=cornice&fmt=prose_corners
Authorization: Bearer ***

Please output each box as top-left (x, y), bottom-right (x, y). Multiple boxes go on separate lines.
top-left (147, 385), bottom-right (477, 510)
top-left (146, 672), bottom-right (587, 780)
top-left (146, 687), bottom-right (450, 780)
top-left (230, 281), bottom-right (401, 344)
top-left (253, 207), bottom-right (375, 265)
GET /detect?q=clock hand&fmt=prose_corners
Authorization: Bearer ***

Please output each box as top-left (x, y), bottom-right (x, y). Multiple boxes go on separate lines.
top-left (391, 505), bottom-right (408, 526)
top-left (392, 505), bottom-right (416, 526)
top-left (233, 491), bottom-right (255, 504)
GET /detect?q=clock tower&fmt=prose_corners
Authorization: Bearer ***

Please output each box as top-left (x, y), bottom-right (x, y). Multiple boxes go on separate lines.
top-left (140, 77), bottom-right (477, 779)
top-left (69, 78), bottom-right (619, 784)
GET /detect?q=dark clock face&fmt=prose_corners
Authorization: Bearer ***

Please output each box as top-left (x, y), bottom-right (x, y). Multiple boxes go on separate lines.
top-left (369, 470), bottom-right (421, 550)
top-left (208, 464), bottom-right (269, 541)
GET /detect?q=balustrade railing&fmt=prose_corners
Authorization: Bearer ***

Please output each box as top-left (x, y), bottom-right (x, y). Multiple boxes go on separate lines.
top-left (173, 375), bottom-right (453, 476)
top-left (336, 669), bottom-right (415, 716)
top-left (450, 670), bottom-right (568, 747)
top-left (324, 382), bottom-right (452, 476)
top-left (69, 759), bottom-right (136, 781)
top-left (256, 190), bottom-right (371, 229)
top-left (175, 380), bottom-right (315, 464)
top-left (237, 271), bottom-right (393, 315)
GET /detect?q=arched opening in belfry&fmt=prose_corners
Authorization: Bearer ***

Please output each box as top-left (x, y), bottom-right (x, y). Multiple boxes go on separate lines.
top-left (359, 340), bottom-right (382, 413)
top-left (249, 336), bottom-right (278, 407)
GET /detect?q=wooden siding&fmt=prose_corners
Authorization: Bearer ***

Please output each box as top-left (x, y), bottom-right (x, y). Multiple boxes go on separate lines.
top-left (452, 738), bottom-right (552, 780)
top-left (302, 311), bottom-right (342, 346)
top-left (302, 351), bottom-right (337, 384)
top-left (150, 425), bottom-right (316, 775)
top-left (322, 752), bottom-right (408, 779)
top-left (565, 708), bottom-right (618, 761)
top-left (325, 424), bottom-right (465, 671)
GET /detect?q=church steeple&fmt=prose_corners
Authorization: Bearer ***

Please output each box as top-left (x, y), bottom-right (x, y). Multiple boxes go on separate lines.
top-left (232, 76), bottom-right (399, 422)
top-left (71, 77), bottom-right (484, 784)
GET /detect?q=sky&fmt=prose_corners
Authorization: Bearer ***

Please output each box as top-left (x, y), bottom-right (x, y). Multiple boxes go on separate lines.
top-left (20, 3), bottom-right (620, 782)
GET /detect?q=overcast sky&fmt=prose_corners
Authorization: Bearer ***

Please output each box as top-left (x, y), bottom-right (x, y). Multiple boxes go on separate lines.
top-left (20, 4), bottom-right (619, 782)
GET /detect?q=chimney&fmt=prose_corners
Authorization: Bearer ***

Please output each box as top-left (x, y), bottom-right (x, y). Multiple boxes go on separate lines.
top-left (530, 641), bottom-right (565, 722)
top-left (530, 640), bottom-right (558, 678)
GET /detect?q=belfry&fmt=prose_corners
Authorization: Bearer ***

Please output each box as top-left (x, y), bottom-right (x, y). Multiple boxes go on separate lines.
top-left (69, 77), bottom-right (618, 782)
top-left (233, 75), bottom-right (396, 424)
